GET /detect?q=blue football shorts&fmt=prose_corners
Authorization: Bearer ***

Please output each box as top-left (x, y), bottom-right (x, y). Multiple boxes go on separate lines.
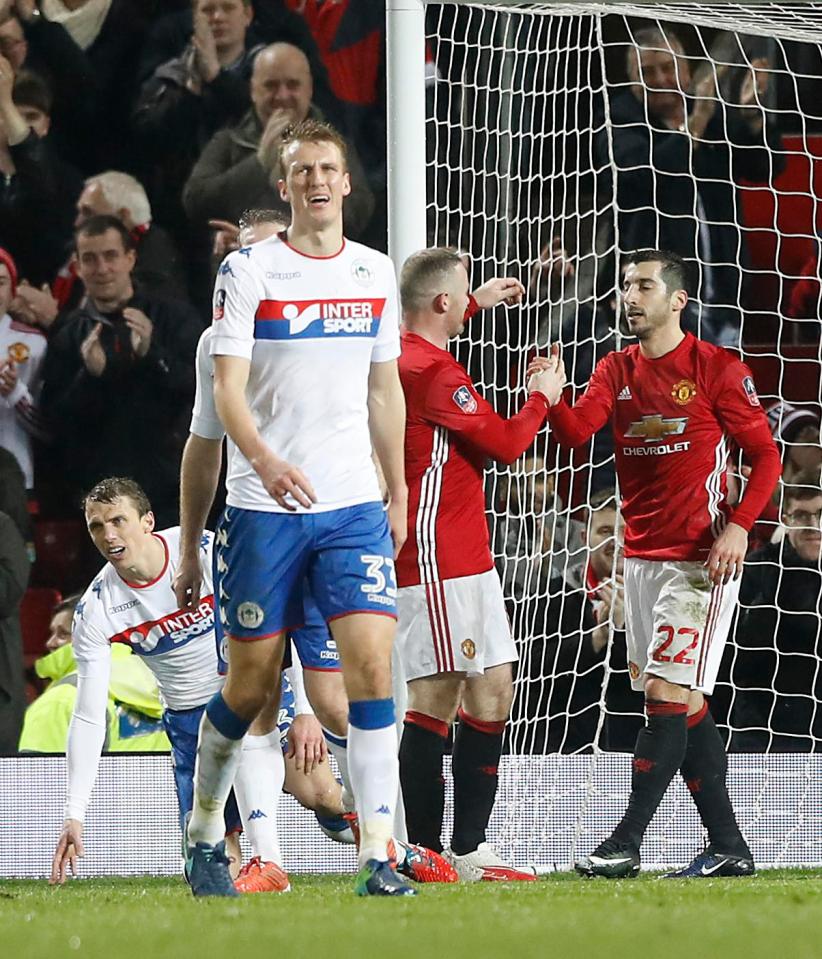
top-left (214, 501), bottom-right (397, 641)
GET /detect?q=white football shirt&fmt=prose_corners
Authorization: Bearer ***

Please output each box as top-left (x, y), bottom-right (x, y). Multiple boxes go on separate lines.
top-left (72, 526), bottom-right (222, 711)
top-left (66, 527), bottom-right (221, 821)
top-left (209, 233), bottom-right (400, 513)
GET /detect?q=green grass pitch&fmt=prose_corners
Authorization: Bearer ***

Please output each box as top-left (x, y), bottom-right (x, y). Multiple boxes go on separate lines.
top-left (3, 871), bottom-right (821, 959)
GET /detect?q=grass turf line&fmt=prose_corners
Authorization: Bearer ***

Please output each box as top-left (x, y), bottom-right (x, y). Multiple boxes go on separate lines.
top-left (2, 871), bottom-right (821, 959)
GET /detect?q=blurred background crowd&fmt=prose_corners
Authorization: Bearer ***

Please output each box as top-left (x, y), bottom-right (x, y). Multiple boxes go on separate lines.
top-left (0, 2), bottom-right (819, 758)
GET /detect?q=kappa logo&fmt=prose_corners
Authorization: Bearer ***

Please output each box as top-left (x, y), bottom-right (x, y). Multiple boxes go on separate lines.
top-left (452, 385), bottom-right (478, 414)
top-left (625, 414), bottom-right (687, 442)
top-left (254, 298), bottom-right (385, 339)
top-left (218, 261), bottom-right (236, 278)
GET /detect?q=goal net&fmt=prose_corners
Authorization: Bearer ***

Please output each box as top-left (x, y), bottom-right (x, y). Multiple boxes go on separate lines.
top-left (415, 1), bottom-right (822, 868)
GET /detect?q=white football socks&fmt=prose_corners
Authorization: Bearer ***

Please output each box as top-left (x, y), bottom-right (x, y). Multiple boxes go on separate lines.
top-left (347, 722), bottom-right (398, 865)
top-left (188, 712), bottom-right (244, 847)
top-left (233, 730), bottom-right (285, 866)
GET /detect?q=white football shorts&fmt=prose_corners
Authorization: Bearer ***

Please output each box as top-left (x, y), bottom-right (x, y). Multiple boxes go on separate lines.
top-left (396, 569), bottom-right (516, 681)
top-left (623, 557), bottom-right (740, 696)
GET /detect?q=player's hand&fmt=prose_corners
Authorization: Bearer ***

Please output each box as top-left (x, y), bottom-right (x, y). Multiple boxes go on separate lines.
top-left (528, 343), bottom-right (565, 405)
top-left (124, 307), bottom-right (154, 358)
top-left (286, 713), bottom-right (327, 775)
top-left (80, 322), bottom-right (107, 377)
top-left (254, 449), bottom-right (317, 510)
top-left (705, 521), bottom-right (748, 585)
top-left (386, 487), bottom-right (408, 557)
top-left (471, 277), bottom-right (525, 310)
top-left (50, 819), bottom-right (84, 885)
top-left (0, 359), bottom-right (17, 397)
top-left (173, 552), bottom-right (203, 609)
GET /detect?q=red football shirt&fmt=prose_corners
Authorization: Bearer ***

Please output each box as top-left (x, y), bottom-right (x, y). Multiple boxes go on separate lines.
top-left (397, 331), bottom-right (548, 587)
top-left (548, 332), bottom-right (781, 561)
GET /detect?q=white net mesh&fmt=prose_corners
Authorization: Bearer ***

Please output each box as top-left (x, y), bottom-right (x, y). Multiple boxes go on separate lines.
top-left (423, 1), bottom-right (822, 865)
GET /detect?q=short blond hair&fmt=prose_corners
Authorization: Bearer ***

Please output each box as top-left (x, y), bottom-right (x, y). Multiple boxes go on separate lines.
top-left (277, 119), bottom-right (348, 180)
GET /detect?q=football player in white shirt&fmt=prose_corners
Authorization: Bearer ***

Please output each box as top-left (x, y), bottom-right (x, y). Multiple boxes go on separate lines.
top-left (176, 214), bottom-right (457, 883)
top-left (48, 477), bottom-right (347, 891)
top-left (186, 119), bottom-right (412, 897)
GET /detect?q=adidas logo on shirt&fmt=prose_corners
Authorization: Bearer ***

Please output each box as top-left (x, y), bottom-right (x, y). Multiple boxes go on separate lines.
top-left (618, 386), bottom-right (632, 401)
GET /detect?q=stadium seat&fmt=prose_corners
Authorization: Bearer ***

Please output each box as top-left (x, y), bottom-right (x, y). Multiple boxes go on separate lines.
top-left (31, 519), bottom-right (93, 594)
top-left (20, 587), bottom-right (61, 667)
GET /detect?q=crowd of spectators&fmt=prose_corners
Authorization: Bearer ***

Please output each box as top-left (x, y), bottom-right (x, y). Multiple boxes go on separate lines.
top-left (0, 6), bottom-right (818, 757)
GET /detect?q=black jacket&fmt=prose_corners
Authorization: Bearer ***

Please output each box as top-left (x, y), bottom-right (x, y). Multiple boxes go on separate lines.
top-left (0, 511), bottom-right (29, 754)
top-left (597, 90), bottom-right (784, 308)
top-left (40, 289), bottom-right (200, 524)
top-left (730, 539), bottom-right (822, 750)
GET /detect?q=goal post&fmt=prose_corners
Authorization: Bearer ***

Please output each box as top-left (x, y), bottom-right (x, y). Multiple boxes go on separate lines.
top-left (387, 0), bottom-right (822, 869)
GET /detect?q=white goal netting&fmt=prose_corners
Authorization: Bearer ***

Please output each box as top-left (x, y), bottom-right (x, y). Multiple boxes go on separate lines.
top-left (423, 1), bottom-right (822, 867)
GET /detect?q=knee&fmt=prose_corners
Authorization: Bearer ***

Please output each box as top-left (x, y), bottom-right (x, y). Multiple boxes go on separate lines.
top-left (643, 676), bottom-right (688, 706)
top-left (348, 658), bottom-right (392, 701)
top-left (311, 689), bottom-right (349, 738)
top-left (223, 678), bottom-right (274, 721)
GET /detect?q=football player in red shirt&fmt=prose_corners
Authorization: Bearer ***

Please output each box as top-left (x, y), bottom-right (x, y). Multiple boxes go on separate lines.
top-left (537, 249), bottom-right (781, 878)
top-left (396, 247), bottom-right (553, 881)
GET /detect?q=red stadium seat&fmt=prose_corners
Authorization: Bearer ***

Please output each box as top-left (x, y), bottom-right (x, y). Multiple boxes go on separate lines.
top-left (31, 519), bottom-right (93, 594)
top-left (20, 587), bottom-right (61, 666)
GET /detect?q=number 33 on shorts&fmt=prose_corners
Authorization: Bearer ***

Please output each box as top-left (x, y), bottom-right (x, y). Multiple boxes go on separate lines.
top-left (359, 554), bottom-right (397, 607)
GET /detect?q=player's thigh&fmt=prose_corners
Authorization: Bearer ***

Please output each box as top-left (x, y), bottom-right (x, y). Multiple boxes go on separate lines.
top-left (397, 569), bottom-right (515, 685)
top-left (329, 612), bottom-right (395, 701)
top-left (291, 593), bottom-right (348, 733)
top-left (215, 505), bottom-right (310, 642)
top-left (309, 501), bottom-right (398, 624)
top-left (463, 661), bottom-right (514, 721)
top-left (223, 632), bottom-right (287, 712)
top-left (623, 557), bottom-right (660, 692)
top-left (407, 672), bottom-right (465, 723)
top-left (648, 561), bottom-right (740, 694)
top-left (310, 502), bottom-right (397, 699)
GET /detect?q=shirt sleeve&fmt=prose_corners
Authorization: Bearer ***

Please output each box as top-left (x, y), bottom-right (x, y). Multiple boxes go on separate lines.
top-left (547, 354), bottom-right (615, 447)
top-left (371, 264), bottom-right (401, 364)
top-left (189, 329), bottom-right (225, 441)
top-left (421, 360), bottom-right (548, 466)
top-left (284, 658), bottom-right (313, 717)
top-left (65, 614), bottom-right (112, 823)
top-left (209, 251), bottom-right (267, 360)
top-left (711, 357), bottom-right (782, 531)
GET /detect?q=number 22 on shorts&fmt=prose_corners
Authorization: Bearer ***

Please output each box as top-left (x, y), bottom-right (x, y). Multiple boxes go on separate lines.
top-left (652, 625), bottom-right (700, 665)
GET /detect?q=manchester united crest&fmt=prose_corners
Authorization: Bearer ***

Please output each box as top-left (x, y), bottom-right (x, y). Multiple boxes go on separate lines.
top-left (628, 661), bottom-right (641, 681)
top-left (671, 379), bottom-right (697, 406)
top-left (461, 639), bottom-right (477, 660)
top-left (8, 342), bottom-right (30, 364)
